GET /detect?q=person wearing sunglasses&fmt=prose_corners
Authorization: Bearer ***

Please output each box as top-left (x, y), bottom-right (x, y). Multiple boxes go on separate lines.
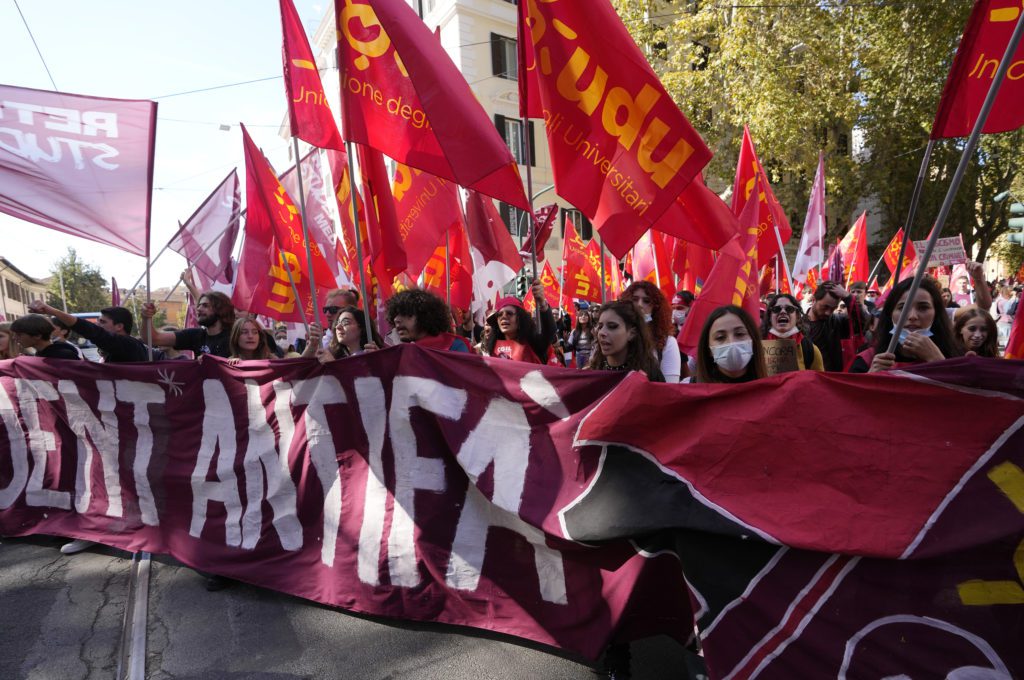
top-left (301, 288), bottom-right (361, 357)
top-left (760, 293), bottom-right (824, 371)
top-left (483, 279), bottom-right (556, 364)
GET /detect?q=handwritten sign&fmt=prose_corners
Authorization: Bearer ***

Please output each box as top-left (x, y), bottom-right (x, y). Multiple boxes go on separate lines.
top-left (914, 236), bottom-right (968, 268)
top-left (763, 339), bottom-right (800, 375)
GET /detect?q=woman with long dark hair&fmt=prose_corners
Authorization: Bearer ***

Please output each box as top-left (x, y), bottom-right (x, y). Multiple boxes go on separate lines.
top-left (849, 277), bottom-right (962, 373)
top-left (567, 309), bottom-right (595, 368)
top-left (621, 280), bottom-right (682, 382)
top-left (761, 292), bottom-right (824, 371)
top-left (694, 305), bottom-right (767, 383)
top-left (321, 306), bottom-right (383, 361)
top-left (484, 280), bottom-right (555, 364)
top-left (586, 300), bottom-right (664, 381)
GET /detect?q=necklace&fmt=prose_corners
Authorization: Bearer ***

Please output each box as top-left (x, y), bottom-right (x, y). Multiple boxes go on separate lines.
top-left (600, 360), bottom-right (629, 371)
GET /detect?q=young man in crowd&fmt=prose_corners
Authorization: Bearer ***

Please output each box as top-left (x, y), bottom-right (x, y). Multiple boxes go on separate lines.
top-left (806, 281), bottom-right (867, 372)
top-left (142, 292), bottom-right (235, 358)
top-left (30, 300), bottom-right (152, 362)
top-left (386, 289), bottom-right (471, 352)
top-left (10, 314), bottom-right (81, 360)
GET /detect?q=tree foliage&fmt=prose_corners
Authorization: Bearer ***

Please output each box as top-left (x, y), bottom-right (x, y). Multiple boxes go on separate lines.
top-left (614, 0), bottom-right (1021, 261)
top-left (47, 248), bottom-right (112, 313)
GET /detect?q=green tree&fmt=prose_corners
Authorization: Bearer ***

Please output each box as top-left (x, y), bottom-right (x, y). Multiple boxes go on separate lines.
top-left (47, 248), bottom-right (112, 313)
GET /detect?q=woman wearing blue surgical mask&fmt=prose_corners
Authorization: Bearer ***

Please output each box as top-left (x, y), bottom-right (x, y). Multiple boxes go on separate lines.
top-left (694, 305), bottom-right (767, 383)
top-left (848, 276), bottom-right (962, 373)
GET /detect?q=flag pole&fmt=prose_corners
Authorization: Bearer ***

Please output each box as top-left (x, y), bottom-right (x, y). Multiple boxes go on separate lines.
top-left (888, 139), bottom-right (936, 289)
top-left (600, 236), bottom-right (607, 304)
top-left (291, 137), bottom-right (324, 328)
top-left (278, 248), bottom-right (310, 332)
top-left (445, 228), bottom-right (452, 308)
top-left (772, 224), bottom-right (794, 292)
top-left (888, 16), bottom-right (1024, 354)
top-left (145, 256), bottom-right (154, 361)
top-left (344, 144), bottom-right (375, 336)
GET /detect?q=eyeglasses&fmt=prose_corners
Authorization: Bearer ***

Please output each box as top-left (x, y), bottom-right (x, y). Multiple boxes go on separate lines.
top-left (770, 305), bottom-right (799, 315)
top-left (322, 305), bottom-right (342, 315)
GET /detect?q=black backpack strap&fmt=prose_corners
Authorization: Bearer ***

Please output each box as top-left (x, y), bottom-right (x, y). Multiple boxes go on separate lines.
top-left (801, 336), bottom-right (815, 369)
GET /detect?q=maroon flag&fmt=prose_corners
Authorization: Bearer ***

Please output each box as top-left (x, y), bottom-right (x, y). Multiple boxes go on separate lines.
top-left (110, 278), bottom-right (120, 306)
top-left (336, 0), bottom-right (528, 209)
top-left (523, 203), bottom-right (558, 258)
top-left (0, 84), bottom-right (156, 257)
top-left (932, 0), bottom-right (1024, 138)
top-left (278, 150), bottom-right (344, 282)
top-left (280, 0), bottom-right (345, 149)
top-left (167, 170), bottom-right (241, 286)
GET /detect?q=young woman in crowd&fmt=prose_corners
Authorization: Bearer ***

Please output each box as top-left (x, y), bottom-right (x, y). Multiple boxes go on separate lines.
top-left (694, 305), bottom-right (767, 383)
top-left (621, 280), bottom-right (682, 382)
top-left (586, 300), bottom-right (664, 381)
top-left (228, 317), bottom-right (273, 361)
top-left (484, 280), bottom-right (556, 364)
top-left (849, 277), bottom-right (962, 373)
top-left (0, 322), bottom-right (21, 360)
top-left (567, 308), bottom-right (595, 368)
top-left (994, 285), bottom-right (1015, 347)
top-left (321, 306), bottom-right (383, 362)
top-left (761, 293), bottom-right (824, 371)
top-left (953, 305), bottom-right (999, 358)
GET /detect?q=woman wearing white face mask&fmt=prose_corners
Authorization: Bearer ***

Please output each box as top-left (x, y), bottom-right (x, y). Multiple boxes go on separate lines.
top-left (694, 305), bottom-right (767, 383)
top-left (621, 281), bottom-right (684, 382)
top-left (760, 293), bottom-right (824, 371)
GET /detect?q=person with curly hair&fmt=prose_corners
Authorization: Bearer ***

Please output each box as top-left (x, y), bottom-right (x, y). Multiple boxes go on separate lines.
top-left (386, 289), bottom-right (471, 352)
top-left (586, 300), bottom-right (663, 381)
top-left (953, 305), bottom-right (999, 358)
top-left (621, 280), bottom-right (682, 382)
top-left (483, 280), bottom-right (556, 364)
top-left (143, 291), bottom-right (236, 358)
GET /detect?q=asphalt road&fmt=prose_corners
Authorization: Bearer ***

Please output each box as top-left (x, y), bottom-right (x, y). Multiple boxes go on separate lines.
top-left (0, 536), bottom-right (697, 679)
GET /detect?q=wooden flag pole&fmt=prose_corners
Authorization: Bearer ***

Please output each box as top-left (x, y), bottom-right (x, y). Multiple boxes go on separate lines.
top-left (291, 137), bottom-right (324, 328)
top-left (888, 16), bottom-right (1024, 354)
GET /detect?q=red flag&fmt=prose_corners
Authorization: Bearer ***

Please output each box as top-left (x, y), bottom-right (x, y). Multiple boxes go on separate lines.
top-left (731, 126), bottom-right (792, 267)
top-left (356, 144), bottom-right (406, 279)
top-left (168, 170), bottom-right (242, 286)
top-left (837, 211), bottom-right (870, 285)
top-left (1004, 300), bottom-right (1024, 358)
top-left (463, 190), bottom-right (524, 306)
top-left (678, 241), bottom-right (715, 295)
top-left (931, 0), bottom-right (1024, 139)
top-left (651, 174), bottom-right (742, 257)
top-left (235, 124), bottom-right (337, 322)
top-left (882, 228), bottom-right (919, 274)
top-left (561, 219), bottom-right (602, 304)
top-left (523, 204), bottom-right (558, 258)
top-left (631, 231), bottom-right (674, 301)
top-left (280, 0), bottom-right (344, 150)
top-left (279, 150), bottom-right (348, 284)
top-left (329, 147), bottom-right (368, 286)
top-left (0, 84), bottom-right (156, 257)
top-left (516, 0), bottom-right (714, 258)
top-left (111, 278), bottom-right (120, 307)
top-left (421, 221), bottom-right (473, 312)
top-left (678, 182), bottom-right (762, 355)
top-left (336, 0), bottom-right (528, 209)
top-left (391, 162), bottom-right (463, 277)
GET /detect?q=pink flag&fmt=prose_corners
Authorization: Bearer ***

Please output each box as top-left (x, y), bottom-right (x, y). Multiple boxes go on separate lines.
top-left (278, 150), bottom-right (343, 282)
top-left (0, 84), bottom-right (156, 257)
top-left (792, 152), bottom-right (826, 283)
top-left (168, 169), bottom-right (241, 285)
top-left (111, 277), bottom-right (120, 306)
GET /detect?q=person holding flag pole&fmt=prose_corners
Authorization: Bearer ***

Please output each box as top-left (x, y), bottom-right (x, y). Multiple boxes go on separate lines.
top-left (886, 9), bottom-right (1024, 360)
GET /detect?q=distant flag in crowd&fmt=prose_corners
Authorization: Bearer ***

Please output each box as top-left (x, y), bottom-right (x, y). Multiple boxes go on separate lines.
top-left (462, 190), bottom-right (525, 314)
top-left (882, 228), bottom-right (919, 274)
top-left (391, 162), bottom-right (463, 278)
top-left (677, 241), bottom-right (715, 295)
top-left (652, 174), bottom-right (743, 260)
top-left (184, 295), bottom-right (198, 329)
top-left (523, 204), bottom-right (559, 258)
top-left (931, 0), bottom-right (1024, 139)
top-left (561, 219), bottom-right (603, 305)
top-left (421, 221), bottom-right (473, 312)
top-left (825, 241), bottom-right (844, 284)
top-left (168, 169), bottom-right (241, 287)
top-left (792, 152), bottom-right (827, 283)
top-left (0, 84), bottom-right (157, 258)
top-left (336, 0), bottom-right (528, 209)
top-left (678, 180), bottom-right (762, 355)
top-left (631, 231), bottom-right (674, 301)
top-left (516, 0), bottom-right (716, 258)
top-left (731, 125), bottom-right (792, 267)
top-left (279, 0), bottom-right (345, 150)
top-left (111, 278), bottom-right (121, 306)
top-left (837, 211), bottom-right (870, 286)
top-left (233, 124), bottom-right (337, 323)
top-left (523, 260), bottom-right (562, 312)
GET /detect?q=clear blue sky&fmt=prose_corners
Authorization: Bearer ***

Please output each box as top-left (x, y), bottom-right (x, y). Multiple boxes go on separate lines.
top-left (0, 0), bottom-right (329, 290)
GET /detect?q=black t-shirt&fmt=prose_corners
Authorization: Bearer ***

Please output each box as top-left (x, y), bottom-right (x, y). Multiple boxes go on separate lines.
top-left (174, 327), bottom-right (230, 358)
top-left (36, 343), bottom-right (83, 360)
top-left (72, 318), bottom-right (150, 363)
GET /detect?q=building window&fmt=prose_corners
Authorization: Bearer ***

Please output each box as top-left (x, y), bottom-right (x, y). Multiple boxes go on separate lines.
top-left (561, 208), bottom-right (592, 241)
top-left (498, 202), bottom-right (529, 237)
top-left (837, 132), bottom-right (849, 156)
top-left (494, 114), bottom-right (536, 166)
top-left (491, 33), bottom-right (518, 81)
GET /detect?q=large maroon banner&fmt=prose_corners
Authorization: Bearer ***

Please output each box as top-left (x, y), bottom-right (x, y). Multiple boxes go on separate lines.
top-left (0, 84), bottom-right (156, 257)
top-left (0, 349), bottom-right (1021, 674)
